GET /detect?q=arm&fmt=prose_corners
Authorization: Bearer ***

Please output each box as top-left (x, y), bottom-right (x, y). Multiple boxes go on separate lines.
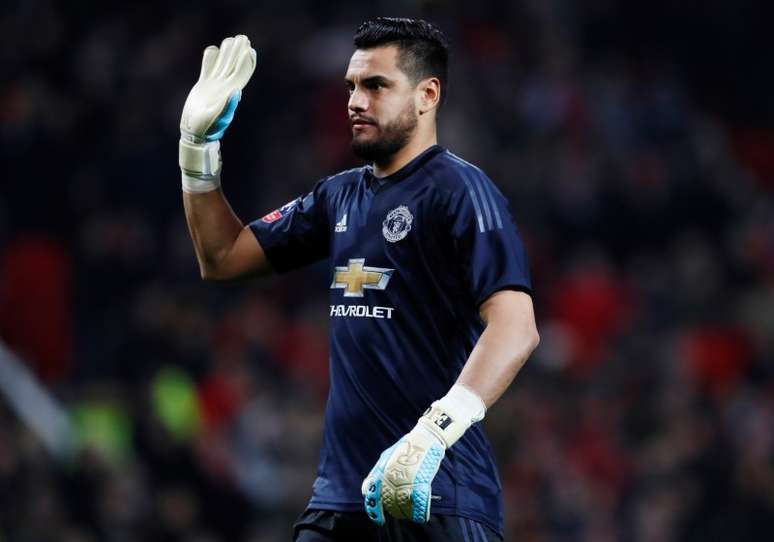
top-left (457, 289), bottom-right (539, 408)
top-left (362, 290), bottom-right (538, 525)
top-left (178, 35), bottom-right (270, 281)
top-left (182, 189), bottom-right (271, 281)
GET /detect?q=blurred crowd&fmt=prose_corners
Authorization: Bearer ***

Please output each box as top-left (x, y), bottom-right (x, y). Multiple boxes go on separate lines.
top-left (1, 1), bottom-right (773, 541)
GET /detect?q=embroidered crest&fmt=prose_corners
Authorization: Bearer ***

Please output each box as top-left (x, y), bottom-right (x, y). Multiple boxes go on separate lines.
top-left (382, 206), bottom-right (413, 243)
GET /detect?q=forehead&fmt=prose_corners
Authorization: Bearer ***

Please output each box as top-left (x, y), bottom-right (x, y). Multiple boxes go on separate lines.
top-left (345, 45), bottom-right (404, 80)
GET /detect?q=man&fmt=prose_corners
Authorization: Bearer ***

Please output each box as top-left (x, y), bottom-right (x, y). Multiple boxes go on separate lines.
top-left (179, 18), bottom-right (539, 541)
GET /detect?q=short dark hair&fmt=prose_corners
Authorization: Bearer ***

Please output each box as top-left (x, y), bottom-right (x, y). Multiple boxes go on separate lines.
top-left (354, 17), bottom-right (449, 106)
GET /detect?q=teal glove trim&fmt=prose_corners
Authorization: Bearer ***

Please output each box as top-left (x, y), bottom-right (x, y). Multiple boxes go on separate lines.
top-left (410, 443), bottom-right (444, 523)
top-left (205, 91), bottom-right (241, 142)
top-left (363, 442), bottom-right (398, 526)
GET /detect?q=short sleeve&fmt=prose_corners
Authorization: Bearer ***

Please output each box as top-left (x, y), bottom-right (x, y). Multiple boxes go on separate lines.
top-left (248, 178), bottom-right (330, 273)
top-left (447, 169), bottom-right (532, 306)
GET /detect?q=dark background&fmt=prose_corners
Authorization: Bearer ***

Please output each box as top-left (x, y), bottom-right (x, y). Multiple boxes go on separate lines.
top-left (1, 1), bottom-right (773, 540)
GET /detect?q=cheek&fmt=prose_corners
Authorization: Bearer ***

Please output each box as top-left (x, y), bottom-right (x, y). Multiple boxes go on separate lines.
top-left (382, 96), bottom-right (413, 120)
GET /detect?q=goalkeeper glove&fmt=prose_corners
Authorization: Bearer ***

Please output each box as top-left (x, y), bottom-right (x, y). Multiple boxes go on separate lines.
top-left (179, 34), bottom-right (257, 193)
top-left (361, 384), bottom-right (486, 525)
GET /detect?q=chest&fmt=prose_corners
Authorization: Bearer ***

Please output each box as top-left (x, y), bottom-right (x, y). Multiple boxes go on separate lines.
top-left (328, 179), bottom-right (443, 265)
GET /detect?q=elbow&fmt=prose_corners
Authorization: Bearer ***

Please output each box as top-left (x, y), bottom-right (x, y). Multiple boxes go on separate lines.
top-left (514, 327), bottom-right (539, 371)
top-left (199, 268), bottom-right (218, 282)
top-left (200, 268), bottom-right (216, 282)
top-left (198, 261), bottom-right (269, 283)
top-left (201, 271), bottom-right (235, 283)
top-left (516, 322), bottom-right (540, 359)
top-left (199, 263), bottom-right (228, 283)
top-left (527, 327), bottom-right (540, 355)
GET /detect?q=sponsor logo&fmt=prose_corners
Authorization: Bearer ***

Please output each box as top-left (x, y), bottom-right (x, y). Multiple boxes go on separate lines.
top-left (329, 305), bottom-right (394, 319)
top-left (330, 258), bottom-right (393, 297)
top-left (382, 205), bottom-right (413, 243)
top-left (395, 442), bottom-right (425, 467)
top-left (330, 258), bottom-right (395, 319)
top-left (426, 407), bottom-right (453, 430)
top-left (335, 213), bottom-right (348, 233)
top-left (434, 412), bottom-right (453, 430)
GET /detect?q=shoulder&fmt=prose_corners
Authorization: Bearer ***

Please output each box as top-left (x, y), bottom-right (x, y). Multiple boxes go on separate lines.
top-left (316, 166), bottom-right (366, 194)
top-left (428, 150), bottom-right (503, 204)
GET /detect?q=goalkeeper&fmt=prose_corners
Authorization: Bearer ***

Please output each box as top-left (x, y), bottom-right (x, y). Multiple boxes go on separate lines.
top-left (180, 19), bottom-right (539, 541)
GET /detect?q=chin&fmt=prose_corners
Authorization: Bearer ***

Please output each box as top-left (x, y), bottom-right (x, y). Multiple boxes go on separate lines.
top-left (352, 129), bottom-right (375, 140)
top-left (351, 133), bottom-right (374, 147)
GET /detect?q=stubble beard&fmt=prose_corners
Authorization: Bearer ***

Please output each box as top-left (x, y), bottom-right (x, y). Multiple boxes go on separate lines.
top-left (351, 102), bottom-right (418, 167)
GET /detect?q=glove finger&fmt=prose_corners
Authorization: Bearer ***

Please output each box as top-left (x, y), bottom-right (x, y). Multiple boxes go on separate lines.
top-left (217, 34), bottom-right (248, 79)
top-left (361, 446), bottom-right (390, 496)
top-left (364, 475), bottom-right (385, 526)
top-left (227, 47), bottom-right (257, 90)
top-left (199, 45), bottom-right (219, 80)
top-left (211, 36), bottom-right (235, 78)
top-left (362, 442), bottom-right (399, 526)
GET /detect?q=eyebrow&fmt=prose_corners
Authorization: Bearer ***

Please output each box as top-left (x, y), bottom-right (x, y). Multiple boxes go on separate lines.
top-left (344, 75), bottom-right (393, 87)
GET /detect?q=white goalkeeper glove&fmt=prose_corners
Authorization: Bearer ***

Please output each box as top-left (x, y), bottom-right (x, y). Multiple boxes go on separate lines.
top-left (361, 384), bottom-right (486, 525)
top-left (179, 34), bottom-right (257, 193)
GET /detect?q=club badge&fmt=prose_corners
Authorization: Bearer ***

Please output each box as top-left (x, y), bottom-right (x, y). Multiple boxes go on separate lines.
top-left (382, 205), bottom-right (413, 243)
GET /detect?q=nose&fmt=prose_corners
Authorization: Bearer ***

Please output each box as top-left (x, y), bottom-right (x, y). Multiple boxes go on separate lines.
top-left (348, 87), bottom-right (368, 114)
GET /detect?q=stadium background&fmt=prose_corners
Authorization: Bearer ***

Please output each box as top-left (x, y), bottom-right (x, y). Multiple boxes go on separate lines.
top-left (2, 1), bottom-right (773, 540)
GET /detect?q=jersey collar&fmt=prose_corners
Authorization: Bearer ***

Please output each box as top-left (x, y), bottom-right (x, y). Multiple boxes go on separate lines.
top-left (364, 145), bottom-right (445, 189)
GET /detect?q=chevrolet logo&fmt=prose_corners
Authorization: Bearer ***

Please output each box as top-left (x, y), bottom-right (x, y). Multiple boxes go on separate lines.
top-left (331, 258), bottom-right (394, 297)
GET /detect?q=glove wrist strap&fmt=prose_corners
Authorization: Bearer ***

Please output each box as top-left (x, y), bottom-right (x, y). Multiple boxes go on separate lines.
top-left (179, 137), bottom-right (222, 193)
top-left (419, 384), bottom-right (486, 448)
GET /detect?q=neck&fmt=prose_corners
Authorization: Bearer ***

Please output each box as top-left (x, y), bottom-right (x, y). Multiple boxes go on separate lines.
top-left (373, 127), bottom-right (437, 177)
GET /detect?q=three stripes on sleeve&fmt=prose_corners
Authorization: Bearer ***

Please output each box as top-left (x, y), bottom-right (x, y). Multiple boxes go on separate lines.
top-left (445, 152), bottom-right (504, 233)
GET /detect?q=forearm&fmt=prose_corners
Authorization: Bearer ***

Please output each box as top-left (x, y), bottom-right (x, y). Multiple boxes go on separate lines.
top-left (362, 294), bottom-right (538, 524)
top-left (177, 35), bottom-right (263, 281)
top-left (182, 188), bottom-right (244, 278)
top-left (457, 290), bottom-right (539, 408)
top-left (457, 315), bottom-right (537, 408)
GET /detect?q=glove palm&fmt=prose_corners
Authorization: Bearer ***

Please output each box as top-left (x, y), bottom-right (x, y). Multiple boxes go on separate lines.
top-left (362, 424), bottom-right (445, 525)
top-left (361, 385), bottom-right (486, 526)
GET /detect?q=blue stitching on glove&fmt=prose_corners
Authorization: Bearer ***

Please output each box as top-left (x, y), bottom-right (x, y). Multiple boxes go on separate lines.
top-left (411, 443), bottom-right (444, 523)
top-left (364, 442), bottom-right (398, 526)
top-left (205, 91), bottom-right (241, 141)
top-left (365, 477), bottom-right (384, 526)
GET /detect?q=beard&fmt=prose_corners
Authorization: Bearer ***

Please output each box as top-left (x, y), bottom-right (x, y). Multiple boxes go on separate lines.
top-left (351, 102), bottom-right (418, 166)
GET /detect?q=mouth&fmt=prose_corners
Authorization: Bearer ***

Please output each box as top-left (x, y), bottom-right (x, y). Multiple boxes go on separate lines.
top-left (350, 118), bottom-right (376, 128)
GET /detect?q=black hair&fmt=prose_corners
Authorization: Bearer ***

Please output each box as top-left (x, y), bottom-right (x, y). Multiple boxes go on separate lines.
top-left (354, 17), bottom-right (449, 106)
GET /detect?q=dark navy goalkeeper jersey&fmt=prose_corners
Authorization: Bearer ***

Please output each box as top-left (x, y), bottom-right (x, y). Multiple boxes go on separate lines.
top-left (249, 145), bottom-right (531, 538)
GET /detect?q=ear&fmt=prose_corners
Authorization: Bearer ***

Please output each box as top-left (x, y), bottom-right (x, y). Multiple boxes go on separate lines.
top-left (416, 77), bottom-right (441, 115)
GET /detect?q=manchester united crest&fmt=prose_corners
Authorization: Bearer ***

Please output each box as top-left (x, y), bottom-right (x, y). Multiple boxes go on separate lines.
top-left (382, 205), bottom-right (413, 243)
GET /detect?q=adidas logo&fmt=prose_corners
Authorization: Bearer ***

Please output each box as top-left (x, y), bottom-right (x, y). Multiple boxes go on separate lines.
top-left (335, 213), bottom-right (348, 233)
